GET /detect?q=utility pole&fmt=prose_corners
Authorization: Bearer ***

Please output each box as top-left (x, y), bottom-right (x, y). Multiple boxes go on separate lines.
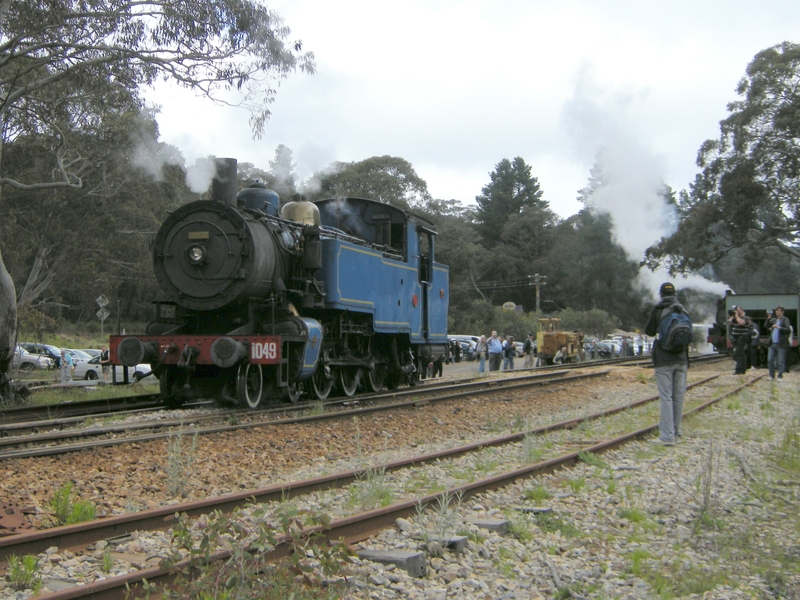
top-left (528, 274), bottom-right (546, 313)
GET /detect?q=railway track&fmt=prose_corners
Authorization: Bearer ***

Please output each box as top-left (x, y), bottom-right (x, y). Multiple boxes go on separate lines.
top-left (0, 352), bottom-right (728, 432)
top-left (0, 370), bottom-right (761, 599)
top-left (0, 394), bottom-right (162, 426)
top-left (0, 353), bottom-right (729, 459)
top-left (0, 369), bottom-right (609, 460)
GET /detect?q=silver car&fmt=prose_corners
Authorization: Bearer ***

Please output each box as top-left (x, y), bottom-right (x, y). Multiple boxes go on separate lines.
top-left (12, 346), bottom-right (54, 371)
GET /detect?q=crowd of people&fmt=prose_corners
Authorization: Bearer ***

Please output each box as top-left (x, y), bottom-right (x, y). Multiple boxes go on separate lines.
top-left (433, 329), bottom-right (655, 380)
top-left (728, 304), bottom-right (791, 380)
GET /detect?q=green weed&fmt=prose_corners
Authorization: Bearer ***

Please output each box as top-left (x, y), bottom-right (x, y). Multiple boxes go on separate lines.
top-left (578, 450), bottom-right (606, 468)
top-left (49, 481), bottom-right (96, 526)
top-left (162, 504), bottom-right (349, 599)
top-left (166, 426), bottom-right (198, 498)
top-left (523, 485), bottom-right (551, 502)
top-left (348, 467), bottom-right (393, 510)
top-left (7, 554), bottom-right (42, 592)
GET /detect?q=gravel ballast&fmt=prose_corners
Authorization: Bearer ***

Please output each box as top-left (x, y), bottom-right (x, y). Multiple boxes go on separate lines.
top-left (2, 364), bottom-right (799, 598)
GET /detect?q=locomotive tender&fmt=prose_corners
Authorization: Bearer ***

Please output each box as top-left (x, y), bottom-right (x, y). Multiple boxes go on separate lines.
top-left (110, 158), bottom-right (449, 407)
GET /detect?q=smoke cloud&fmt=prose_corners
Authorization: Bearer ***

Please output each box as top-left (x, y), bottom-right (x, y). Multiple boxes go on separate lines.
top-left (131, 116), bottom-right (185, 180)
top-left (560, 65), bottom-right (730, 302)
top-left (185, 157), bottom-right (218, 194)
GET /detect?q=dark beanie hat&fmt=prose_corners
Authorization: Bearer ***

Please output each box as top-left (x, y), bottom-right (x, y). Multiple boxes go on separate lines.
top-left (659, 282), bottom-right (676, 296)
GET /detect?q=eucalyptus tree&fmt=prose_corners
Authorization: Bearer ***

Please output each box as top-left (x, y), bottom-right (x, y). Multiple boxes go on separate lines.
top-left (0, 0), bottom-right (314, 399)
top-left (312, 155), bottom-right (431, 210)
top-left (645, 41), bottom-right (800, 275)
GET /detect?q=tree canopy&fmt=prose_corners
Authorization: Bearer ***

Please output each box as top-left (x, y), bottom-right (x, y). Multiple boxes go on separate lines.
top-left (0, 0), bottom-right (314, 396)
top-left (473, 157), bottom-right (548, 247)
top-left (645, 41), bottom-right (800, 274)
top-left (312, 156), bottom-right (431, 210)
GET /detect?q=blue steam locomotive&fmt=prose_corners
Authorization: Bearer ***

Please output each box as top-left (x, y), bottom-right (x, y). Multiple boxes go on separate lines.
top-left (110, 159), bottom-right (449, 407)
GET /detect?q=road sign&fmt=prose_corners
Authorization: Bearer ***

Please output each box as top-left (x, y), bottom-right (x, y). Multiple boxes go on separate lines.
top-left (96, 294), bottom-right (109, 308)
top-left (96, 308), bottom-right (110, 322)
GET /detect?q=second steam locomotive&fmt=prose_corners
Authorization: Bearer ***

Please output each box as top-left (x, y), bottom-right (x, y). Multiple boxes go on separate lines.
top-left (110, 159), bottom-right (449, 407)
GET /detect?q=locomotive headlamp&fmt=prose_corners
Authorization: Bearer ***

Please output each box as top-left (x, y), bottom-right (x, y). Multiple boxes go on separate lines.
top-left (186, 244), bottom-right (207, 265)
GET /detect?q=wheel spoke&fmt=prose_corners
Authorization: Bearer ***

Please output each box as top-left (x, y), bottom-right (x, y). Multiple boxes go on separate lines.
top-left (236, 363), bottom-right (264, 408)
top-left (367, 363), bottom-right (386, 392)
top-left (310, 364), bottom-right (333, 400)
top-left (339, 367), bottom-right (361, 397)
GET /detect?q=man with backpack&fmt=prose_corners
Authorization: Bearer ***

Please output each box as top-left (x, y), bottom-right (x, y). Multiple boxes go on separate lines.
top-left (644, 282), bottom-right (692, 447)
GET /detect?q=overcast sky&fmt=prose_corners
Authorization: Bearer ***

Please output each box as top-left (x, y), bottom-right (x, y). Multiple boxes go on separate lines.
top-left (147, 0), bottom-right (799, 223)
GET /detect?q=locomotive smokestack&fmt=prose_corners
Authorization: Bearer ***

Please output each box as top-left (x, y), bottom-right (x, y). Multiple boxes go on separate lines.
top-left (212, 158), bottom-right (238, 206)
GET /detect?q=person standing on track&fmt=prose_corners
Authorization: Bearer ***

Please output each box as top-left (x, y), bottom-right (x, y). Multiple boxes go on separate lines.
top-left (644, 282), bottom-right (690, 446)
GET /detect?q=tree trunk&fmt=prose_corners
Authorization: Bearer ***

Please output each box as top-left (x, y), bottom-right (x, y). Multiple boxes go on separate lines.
top-left (0, 130), bottom-right (18, 402)
top-left (0, 246), bottom-right (17, 401)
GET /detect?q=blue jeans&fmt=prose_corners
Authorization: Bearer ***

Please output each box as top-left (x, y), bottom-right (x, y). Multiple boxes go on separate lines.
top-left (478, 355), bottom-right (486, 373)
top-left (654, 363), bottom-right (687, 443)
top-left (768, 344), bottom-right (787, 379)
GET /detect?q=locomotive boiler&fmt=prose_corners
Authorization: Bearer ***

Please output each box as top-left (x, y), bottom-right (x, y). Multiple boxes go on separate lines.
top-left (110, 158), bottom-right (449, 407)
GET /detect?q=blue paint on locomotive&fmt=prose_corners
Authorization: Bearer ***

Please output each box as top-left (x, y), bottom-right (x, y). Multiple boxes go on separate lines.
top-left (315, 197), bottom-right (448, 344)
top-left (297, 317), bottom-right (324, 378)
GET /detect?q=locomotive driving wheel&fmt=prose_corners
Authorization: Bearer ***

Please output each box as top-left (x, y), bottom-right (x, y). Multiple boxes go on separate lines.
top-left (236, 363), bottom-right (265, 409)
top-left (309, 357), bottom-right (333, 400)
top-left (339, 367), bottom-right (361, 397)
top-left (366, 363), bottom-right (387, 392)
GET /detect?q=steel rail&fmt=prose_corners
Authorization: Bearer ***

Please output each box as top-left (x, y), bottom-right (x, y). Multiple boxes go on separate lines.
top-left (0, 394), bottom-right (162, 426)
top-left (0, 370), bottom-right (609, 460)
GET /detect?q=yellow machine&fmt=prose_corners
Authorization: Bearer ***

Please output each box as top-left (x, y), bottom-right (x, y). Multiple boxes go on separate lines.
top-left (537, 318), bottom-right (584, 365)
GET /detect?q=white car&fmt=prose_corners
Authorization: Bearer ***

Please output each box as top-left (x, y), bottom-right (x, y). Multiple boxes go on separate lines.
top-left (64, 348), bottom-right (93, 364)
top-left (73, 356), bottom-right (153, 382)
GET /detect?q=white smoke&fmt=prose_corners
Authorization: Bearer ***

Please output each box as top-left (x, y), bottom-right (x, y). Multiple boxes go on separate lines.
top-left (185, 157), bottom-right (218, 194)
top-left (561, 65), bottom-right (730, 302)
top-left (130, 116), bottom-right (185, 180)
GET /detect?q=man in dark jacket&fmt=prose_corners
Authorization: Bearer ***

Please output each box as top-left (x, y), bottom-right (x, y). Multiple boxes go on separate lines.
top-left (644, 282), bottom-right (689, 446)
top-left (728, 306), bottom-right (753, 375)
top-left (766, 306), bottom-right (791, 381)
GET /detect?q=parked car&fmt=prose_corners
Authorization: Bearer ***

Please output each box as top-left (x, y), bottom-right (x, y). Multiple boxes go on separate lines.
top-left (64, 349), bottom-right (93, 364)
top-left (460, 340), bottom-right (477, 361)
top-left (595, 340), bottom-right (620, 358)
top-left (73, 356), bottom-right (153, 382)
top-left (80, 349), bottom-right (101, 358)
top-left (513, 341), bottom-right (525, 357)
top-left (12, 346), bottom-right (54, 371)
top-left (18, 342), bottom-right (62, 367)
